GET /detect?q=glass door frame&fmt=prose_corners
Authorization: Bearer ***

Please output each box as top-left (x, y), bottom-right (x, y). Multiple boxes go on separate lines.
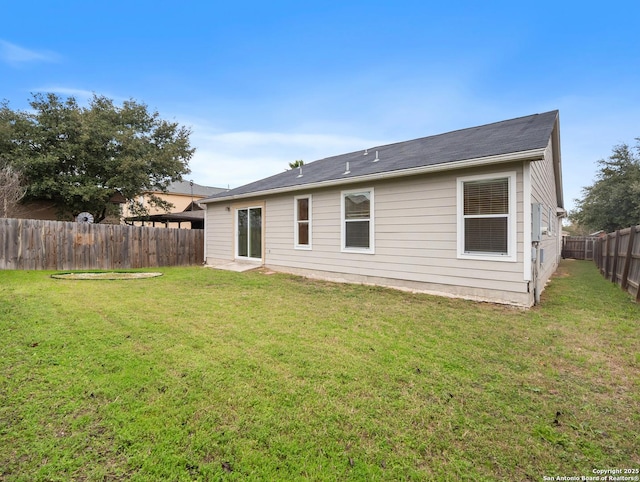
top-left (234, 203), bottom-right (264, 262)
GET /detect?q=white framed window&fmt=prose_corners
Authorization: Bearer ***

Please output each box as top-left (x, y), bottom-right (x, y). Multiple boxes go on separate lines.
top-left (341, 188), bottom-right (374, 254)
top-left (294, 195), bottom-right (312, 249)
top-left (457, 172), bottom-right (517, 262)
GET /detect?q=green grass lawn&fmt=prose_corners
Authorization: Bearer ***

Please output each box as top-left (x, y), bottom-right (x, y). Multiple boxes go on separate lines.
top-left (1, 260), bottom-right (638, 481)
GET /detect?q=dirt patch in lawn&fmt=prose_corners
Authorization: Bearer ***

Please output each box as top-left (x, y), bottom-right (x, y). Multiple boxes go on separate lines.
top-left (51, 272), bottom-right (163, 280)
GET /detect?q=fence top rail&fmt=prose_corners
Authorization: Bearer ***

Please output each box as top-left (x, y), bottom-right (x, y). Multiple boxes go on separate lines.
top-left (0, 217), bottom-right (198, 233)
top-left (0, 217), bottom-right (204, 271)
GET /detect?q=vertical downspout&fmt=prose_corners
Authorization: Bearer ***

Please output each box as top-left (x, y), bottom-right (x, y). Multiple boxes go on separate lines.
top-left (533, 241), bottom-right (541, 305)
top-left (531, 201), bottom-right (542, 306)
top-left (202, 204), bottom-right (208, 264)
top-left (523, 162), bottom-right (538, 305)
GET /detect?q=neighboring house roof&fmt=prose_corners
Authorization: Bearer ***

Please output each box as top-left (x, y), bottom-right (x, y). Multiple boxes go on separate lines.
top-left (124, 198), bottom-right (207, 224)
top-left (201, 110), bottom-right (560, 204)
top-left (125, 200), bottom-right (206, 225)
top-left (123, 182), bottom-right (221, 226)
top-left (165, 181), bottom-right (227, 197)
top-left (126, 210), bottom-right (204, 223)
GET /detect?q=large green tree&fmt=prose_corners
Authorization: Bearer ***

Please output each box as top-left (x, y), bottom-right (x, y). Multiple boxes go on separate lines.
top-left (0, 164), bottom-right (25, 217)
top-left (570, 140), bottom-right (640, 232)
top-left (0, 101), bottom-right (28, 217)
top-left (289, 159), bottom-right (304, 169)
top-left (1, 93), bottom-right (194, 222)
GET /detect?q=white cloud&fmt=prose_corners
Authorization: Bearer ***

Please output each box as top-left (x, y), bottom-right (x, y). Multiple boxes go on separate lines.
top-left (30, 86), bottom-right (130, 104)
top-left (551, 94), bottom-right (640, 211)
top-left (185, 125), bottom-right (390, 189)
top-left (30, 86), bottom-right (96, 101)
top-left (202, 131), bottom-right (387, 153)
top-left (0, 40), bottom-right (60, 65)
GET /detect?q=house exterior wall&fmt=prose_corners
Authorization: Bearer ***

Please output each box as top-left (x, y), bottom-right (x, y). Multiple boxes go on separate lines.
top-left (123, 192), bottom-right (206, 229)
top-left (530, 137), bottom-right (563, 292)
top-left (205, 203), bottom-right (235, 262)
top-left (127, 192), bottom-right (201, 216)
top-left (11, 200), bottom-right (62, 221)
top-left (206, 162), bottom-right (541, 306)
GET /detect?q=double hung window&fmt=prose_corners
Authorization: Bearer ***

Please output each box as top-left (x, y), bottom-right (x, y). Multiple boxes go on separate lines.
top-left (294, 195), bottom-right (312, 249)
top-left (341, 189), bottom-right (374, 253)
top-left (457, 173), bottom-right (516, 261)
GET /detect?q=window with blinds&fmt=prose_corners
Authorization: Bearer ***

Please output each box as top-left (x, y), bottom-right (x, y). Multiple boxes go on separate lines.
top-left (342, 189), bottom-right (374, 253)
top-left (457, 173), bottom-right (515, 260)
top-left (463, 178), bottom-right (509, 254)
top-left (294, 195), bottom-right (311, 249)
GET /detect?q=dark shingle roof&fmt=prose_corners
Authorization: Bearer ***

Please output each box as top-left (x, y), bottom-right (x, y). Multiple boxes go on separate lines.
top-left (204, 110), bottom-right (558, 201)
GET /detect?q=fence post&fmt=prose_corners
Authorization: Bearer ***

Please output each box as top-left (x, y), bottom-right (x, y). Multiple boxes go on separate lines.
top-left (611, 230), bottom-right (621, 284)
top-left (603, 235), bottom-right (610, 278)
top-left (621, 227), bottom-right (635, 291)
top-left (0, 219), bottom-right (204, 271)
top-left (634, 226), bottom-right (640, 303)
top-left (583, 238), bottom-right (589, 259)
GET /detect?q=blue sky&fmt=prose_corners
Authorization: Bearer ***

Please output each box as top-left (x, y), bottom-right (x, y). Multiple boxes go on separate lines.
top-left (2, 1), bottom-right (639, 212)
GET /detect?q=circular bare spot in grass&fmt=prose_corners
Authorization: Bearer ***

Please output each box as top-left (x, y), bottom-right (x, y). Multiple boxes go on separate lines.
top-left (51, 272), bottom-right (163, 280)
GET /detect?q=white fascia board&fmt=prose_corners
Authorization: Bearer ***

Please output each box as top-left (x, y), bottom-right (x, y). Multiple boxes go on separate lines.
top-left (200, 148), bottom-right (546, 204)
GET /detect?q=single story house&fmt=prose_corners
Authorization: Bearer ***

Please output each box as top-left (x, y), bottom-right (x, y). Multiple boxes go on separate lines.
top-left (123, 181), bottom-right (226, 229)
top-left (124, 201), bottom-right (208, 229)
top-left (200, 111), bottom-right (564, 307)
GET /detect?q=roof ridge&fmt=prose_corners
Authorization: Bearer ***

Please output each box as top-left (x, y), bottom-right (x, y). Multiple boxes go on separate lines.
top-left (202, 110), bottom-right (559, 202)
top-left (318, 110), bottom-right (559, 161)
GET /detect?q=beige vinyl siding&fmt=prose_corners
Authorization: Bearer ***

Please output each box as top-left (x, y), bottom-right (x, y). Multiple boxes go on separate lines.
top-left (530, 138), bottom-right (561, 286)
top-left (260, 163), bottom-right (528, 304)
top-left (205, 203), bottom-right (233, 262)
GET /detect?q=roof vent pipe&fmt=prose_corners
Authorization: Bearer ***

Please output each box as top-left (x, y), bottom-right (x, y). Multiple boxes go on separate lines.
top-left (373, 150), bottom-right (379, 162)
top-left (297, 166), bottom-right (303, 178)
top-left (344, 161), bottom-right (351, 175)
top-left (364, 149), bottom-right (368, 155)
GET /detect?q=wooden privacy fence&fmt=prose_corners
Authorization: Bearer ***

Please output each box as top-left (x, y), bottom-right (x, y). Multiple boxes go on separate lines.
top-left (562, 236), bottom-right (598, 260)
top-left (0, 218), bottom-right (204, 270)
top-left (593, 225), bottom-right (640, 302)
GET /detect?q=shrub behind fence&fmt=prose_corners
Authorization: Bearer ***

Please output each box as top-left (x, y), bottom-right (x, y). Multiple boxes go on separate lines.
top-left (593, 225), bottom-right (640, 302)
top-left (0, 218), bottom-right (204, 270)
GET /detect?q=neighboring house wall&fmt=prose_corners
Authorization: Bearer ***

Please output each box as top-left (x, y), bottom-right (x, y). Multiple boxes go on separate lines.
top-left (12, 183), bottom-right (220, 227)
top-left (206, 162), bottom-right (539, 305)
top-left (10, 200), bottom-right (61, 221)
top-left (125, 192), bottom-right (198, 216)
top-left (123, 192), bottom-right (205, 229)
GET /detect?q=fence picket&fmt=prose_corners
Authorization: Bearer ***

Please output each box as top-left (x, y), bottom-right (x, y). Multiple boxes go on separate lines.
top-left (621, 227), bottom-right (634, 291)
top-left (611, 230), bottom-right (621, 284)
top-left (0, 218), bottom-right (203, 270)
top-left (562, 236), bottom-right (598, 260)
top-left (593, 225), bottom-right (640, 302)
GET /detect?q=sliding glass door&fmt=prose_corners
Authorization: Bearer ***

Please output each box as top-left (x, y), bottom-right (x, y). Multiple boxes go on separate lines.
top-left (236, 207), bottom-right (262, 260)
